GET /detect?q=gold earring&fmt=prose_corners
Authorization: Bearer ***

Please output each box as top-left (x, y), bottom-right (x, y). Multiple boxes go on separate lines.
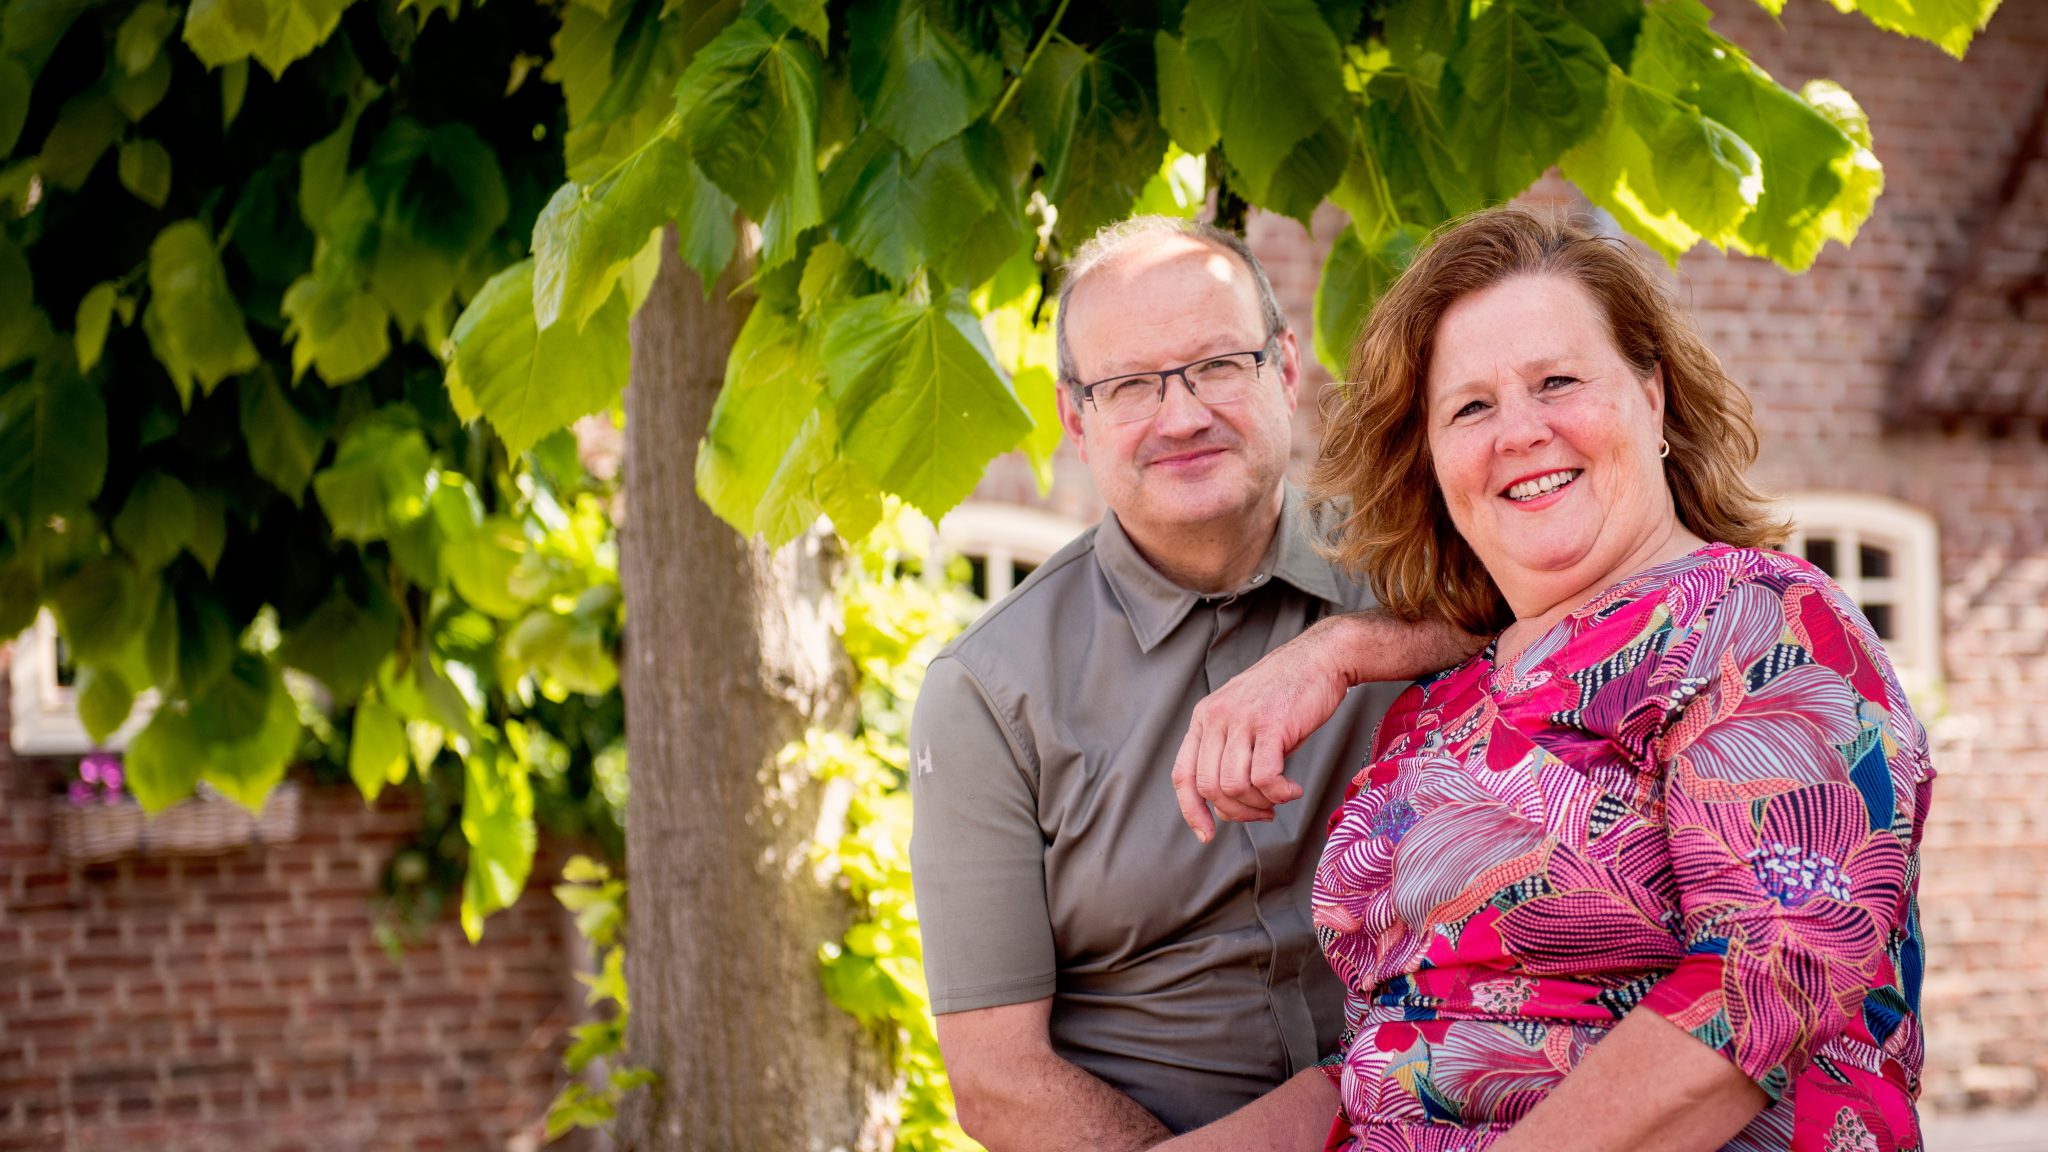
top-left (1658, 438), bottom-right (1670, 459)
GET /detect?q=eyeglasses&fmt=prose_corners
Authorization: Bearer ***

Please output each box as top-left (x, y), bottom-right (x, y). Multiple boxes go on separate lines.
top-left (1076, 341), bottom-right (1276, 425)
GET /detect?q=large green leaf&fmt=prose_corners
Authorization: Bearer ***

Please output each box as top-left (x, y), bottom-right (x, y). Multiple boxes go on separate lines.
top-left (1337, 66), bottom-right (1480, 234)
top-left (109, 51), bottom-right (172, 120)
top-left (1441, 0), bottom-right (1610, 202)
top-left (1250, 111), bottom-right (1350, 226)
top-left (282, 267), bottom-right (392, 385)
top-left (1313, 225), bottom-right (1417, 380)
top-left (675, 16), bottom-right (822, 246)
top-left (823, 131), bottom-right (995, 287)
top-left (279, 583), bottom-right (401, 700)
top-left (1839, 0), bottom-right (1996, 58)
top-left (1022, 36), bottom-right (1168, 247)
top-left (183, 0), bottom-right (352, 79)
top-left (347, 695), bottom-right (408, 803)
top-left (460, 743), bottom-right (536, 941)
top-left (237, 369), bottom-right (326, 503)
top-left (311, 418), bottom-right (432, 542)
top-left (49, 558), bottom-right (151, 667)
top-left (126, 707), bottom-right (205, 813)
top-left (449, 258), bottom-right (632, 455)
top-left (1562, 69), bottom-right (1761, 262)
top-left (1181, 0), bottom-right (1345, 205)
top-left (34, 91), bottom-right (125, 190)
top-left (113, 471), bottom-right (197, 573)
top-left (148, 584), bottom-right (236, 699)
top-left (75, 665), bottom-right (136, 745)
top-left (820, 292), bottom-right (1032, 520)
top-left (357, 120), bottom-right (510, 336)
top-left (847, 0), bottom-right (1002, 162)
top-left (0, 58), bottom-right (29, 158)
top-left (696, 299), bottom-right (828, 536)
top-left (142, 220), bottom-right (260, 407)
top-left (116, 1), bottom-right (182, 74)
top-left (1152, 32), bottom-right (1219, 155)
top-left (197, 658), bottom-right (301, 813)
top-left (0, 354), bottom-right (108, 538)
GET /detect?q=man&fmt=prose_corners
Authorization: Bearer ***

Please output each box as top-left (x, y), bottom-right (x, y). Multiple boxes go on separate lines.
top-left (908, 217), bottom-right (1474, 1150)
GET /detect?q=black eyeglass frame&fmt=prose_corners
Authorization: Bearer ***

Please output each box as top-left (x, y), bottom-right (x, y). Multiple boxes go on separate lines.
top-left (1074, 337), bottom-right (1280, 422)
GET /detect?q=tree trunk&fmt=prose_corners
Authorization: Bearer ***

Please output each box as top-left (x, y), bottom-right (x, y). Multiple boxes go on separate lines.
top-left (614, 231), bottom-right (896, 1151)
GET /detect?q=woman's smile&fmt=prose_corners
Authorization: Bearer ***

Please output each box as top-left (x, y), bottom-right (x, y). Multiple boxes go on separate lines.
top-left (1501, 468), bottom-right (1583, 505)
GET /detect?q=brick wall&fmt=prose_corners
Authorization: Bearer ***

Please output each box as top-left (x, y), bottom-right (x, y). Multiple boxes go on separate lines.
top-left (0, 649), bottom-right (588, 1152)
top-left (976, 0), bottom-right (2048, 1117)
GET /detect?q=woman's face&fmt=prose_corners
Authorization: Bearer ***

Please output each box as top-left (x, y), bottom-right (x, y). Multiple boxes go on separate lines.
top-left (1424, 274), bottom-right (1675, 615)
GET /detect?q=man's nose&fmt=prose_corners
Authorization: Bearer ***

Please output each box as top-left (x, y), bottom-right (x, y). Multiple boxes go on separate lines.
top-left (1151, 372), bottom-right (1214, 436)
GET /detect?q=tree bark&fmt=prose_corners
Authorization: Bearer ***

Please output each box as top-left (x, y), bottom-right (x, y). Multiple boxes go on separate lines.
top-left (614, 231), bottom-right (896, 1151)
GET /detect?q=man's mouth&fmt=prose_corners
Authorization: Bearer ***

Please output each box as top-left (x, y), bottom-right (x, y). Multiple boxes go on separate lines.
top-left (1149, 446), bottom-right (1229, 467)
top-left (1503, 469), bottom-right (1582, 501)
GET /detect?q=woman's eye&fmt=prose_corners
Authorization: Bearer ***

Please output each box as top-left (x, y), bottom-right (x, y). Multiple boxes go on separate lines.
top-left (1453, 400), bottom-right (1487, 419)
top-left (1541, 375), bottom-right (1577, 390)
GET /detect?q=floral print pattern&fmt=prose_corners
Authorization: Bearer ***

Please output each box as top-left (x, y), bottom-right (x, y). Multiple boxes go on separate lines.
top-left (1314, 546), bottom-right (1933, 1151)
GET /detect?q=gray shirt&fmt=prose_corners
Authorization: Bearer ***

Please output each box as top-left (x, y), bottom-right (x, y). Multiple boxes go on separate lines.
top-left (908, 487), bottom-right (1404, 1134)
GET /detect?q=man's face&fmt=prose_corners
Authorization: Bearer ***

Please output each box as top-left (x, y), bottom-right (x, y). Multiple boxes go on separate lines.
top-left (1058, 237), bottom-right (1301, 545)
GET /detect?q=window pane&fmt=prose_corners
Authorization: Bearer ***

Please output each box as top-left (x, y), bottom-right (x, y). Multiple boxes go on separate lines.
top-left (966, 555), bottom-right (990, 601)
top-left (1859, 544), bottom-right (1892, 579)
top-left (1804, 537), bottom-right (1838, 576)
top-left (1864, 602), bottom-right (1895, 640)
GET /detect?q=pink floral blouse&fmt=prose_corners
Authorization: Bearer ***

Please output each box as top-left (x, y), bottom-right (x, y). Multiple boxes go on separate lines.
top-left (1314, 545), bottom-right (1933, 1152)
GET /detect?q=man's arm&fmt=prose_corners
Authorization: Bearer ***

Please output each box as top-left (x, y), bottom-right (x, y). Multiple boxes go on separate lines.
top-left (1151, 1068), bottom-right (1339, 1151)
top-left (937, 999), bottom-right (1171, 1152)
top-left (1173, 610), bottom-right (1481, 840)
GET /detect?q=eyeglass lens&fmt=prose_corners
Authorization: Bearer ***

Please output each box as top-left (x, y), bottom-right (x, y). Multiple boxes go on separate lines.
top-left (1095, 353), bottom-right (1263, 423)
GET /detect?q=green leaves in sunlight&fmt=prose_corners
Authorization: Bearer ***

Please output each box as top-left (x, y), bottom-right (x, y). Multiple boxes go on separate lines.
top-left (143, 221), bottom-right (259, 406)
top-left (460, 743), bottom-right (536, 941)
top-left (1440, 0), bottom-right (1609, 203)
top-left (182, 0), bottom-right (353, 79)
top-left (0, 356), bottom-right (107, 539)
top-left (675, 15), bottom-right (823, 267)
top-left (451, 258), bottom-right (631, 455)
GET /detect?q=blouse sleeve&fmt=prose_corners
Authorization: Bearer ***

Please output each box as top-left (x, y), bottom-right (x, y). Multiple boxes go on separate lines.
top-left (1635, 566), bottom-right (1923, 1100)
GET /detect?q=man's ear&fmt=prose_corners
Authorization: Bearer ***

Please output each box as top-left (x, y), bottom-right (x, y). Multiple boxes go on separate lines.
top-left (1056, 383), bottom-right (1090, 462)
top-left (1276, 329), bottom-right (1303, 413)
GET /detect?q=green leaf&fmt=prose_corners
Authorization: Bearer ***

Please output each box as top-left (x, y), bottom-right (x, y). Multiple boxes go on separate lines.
top-left (751, 403), bottom-right (880, 545)
top-left (360, 120), bottom-right (510, 335)
top-left (113, 471), bottom-right (197, 573)
top-left (434, 497), bottom-right (529, 619)
top-left (109, 47), bottom-right (172, 121)
top-left (675, 16), bottom-right (822, 242)
top-left (1441, 0), bottom-right (1610, 202)
top-left (460, 743), bottom-right (536, 941)
top-left (142, 220), bottom-right (260, 406)
top-left (1249, 111), bottom-right (1350, 226)
top-left (220, 59), bottom-right (248, 128)
top-left (532, 131), bottom-right (734, 331)
top-left (281, 267), bottom-right (391, 385)
top-left (187, 487), bottom-right (227, 575)
top-left (34, 90), bottom-right (125, 190)
top-left (1383, 0), bottom-right (1463, 74)
top-left (450, 258), bottom-right (632, 455)
top-left (695, 300), bottom-right (826, 536)
top-left (117, 138), bottom-right (172, 207)
top-left (821, 292), bottom-right (1032, 520)
top-left (198, 659), bottom-right (300, 813)
top-left (0, 353), bottom-right (109, 538)
top-left (116, 1), bottom-right (182, 74)
top-left (126, 707), bottom-right (205, 813)
top-left (1345, 67), bottom-right (1480, 231)
top-left (0, 236), bottom-right (47, 373)
top-left (75, 665), bottom-right (136, 745)
top-left (279, 584), bottom-right (401, 700)
top-left (298, 109), bottom-right (358, 233)
top-left (1839, 0), bottom-right (1996, 58)
top-left (1022, 36), bottom-right (1169, 247)
top-left (0, 64), bottom-right (27, 161)
top-left (823, 130), bottom-right (995, 287)
top-left (845, 0), bottom-right (1002, 162)
top-left (74, 282), bottom-right (120, 372)
top-left (50, 558), bottom-right (149, 667)
top-left (1313, 225), bottom-right (1417, 379)
top-left (348, 696), bottom-right (408, 803)
top-left (311, 417), bottom-right (432, 542)
top-left (768, 0), bottom-right (826, 45)
top-left (1152, 32), bottom-right (1218, 155)
top-left (183, 0), bottom-right (351, 79)
top-left (1562, 69), bottom-right (1760, 262)
top-left (237, 369), bottom-right (326, 503)
top-left (193, 651), bottom-right (275, 743)
top-left (0, 559), bottom-right (40, 642)
top-left (1181, 0), bottom-right (1345, 203)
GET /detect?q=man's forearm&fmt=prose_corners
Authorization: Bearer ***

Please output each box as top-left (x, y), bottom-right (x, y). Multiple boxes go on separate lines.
top-left (1311, 610), bottom-right (1482, 686)
top-left (953, 1046), bottom-right (1171, 1152)
top-left (1154, 1068), bottom-right (1340, 1151)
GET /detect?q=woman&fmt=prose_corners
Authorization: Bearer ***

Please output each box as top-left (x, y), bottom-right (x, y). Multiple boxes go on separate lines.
top-left (1168, 207), bottom-right (1932, 1152)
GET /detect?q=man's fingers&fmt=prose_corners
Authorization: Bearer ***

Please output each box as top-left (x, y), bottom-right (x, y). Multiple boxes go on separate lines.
top-left (1248, 737), bottom-right (1301, 807)
top-left (1215, 725), bottom-right (1274, 814)
top-left (1171, 728), bottom-right (1217, 843)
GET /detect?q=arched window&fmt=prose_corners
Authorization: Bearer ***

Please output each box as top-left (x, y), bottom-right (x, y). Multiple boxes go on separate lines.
top-left (934, 503), bottom-right (1090, 604)
top-left (8, 611), bottom-right (158, 755)
top-left (1781, 493), bottom-right (1942, 695)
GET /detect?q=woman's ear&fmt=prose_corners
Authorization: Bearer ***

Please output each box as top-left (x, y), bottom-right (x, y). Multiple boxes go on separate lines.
top-left (1642, 360), bottom-right (1667, 424)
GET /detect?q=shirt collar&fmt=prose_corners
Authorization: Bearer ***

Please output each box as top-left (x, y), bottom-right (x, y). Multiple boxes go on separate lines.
top-left (1095, 485), bottom-right (1345, 654)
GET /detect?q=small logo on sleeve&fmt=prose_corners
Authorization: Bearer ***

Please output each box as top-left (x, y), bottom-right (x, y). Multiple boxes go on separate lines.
top-left (916, 744), bottom-right (934, 777)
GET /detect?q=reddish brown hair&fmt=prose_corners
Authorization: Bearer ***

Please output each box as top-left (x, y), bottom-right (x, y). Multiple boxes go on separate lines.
top-left (1309, 207), bottom-right (1786, 633)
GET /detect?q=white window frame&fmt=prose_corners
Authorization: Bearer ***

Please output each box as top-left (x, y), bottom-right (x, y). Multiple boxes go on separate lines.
top-left (1781, 492), bottom-right (1942, 698)
top-left (934, 503), bottom-right (1089, 602)
top-left (8, 610), bottom-right (157, 755)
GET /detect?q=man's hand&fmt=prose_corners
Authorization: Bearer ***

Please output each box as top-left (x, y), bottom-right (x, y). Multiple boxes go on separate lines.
top-left (937, 1000), bottom-right (1173, 1152)
top-left (1172, 612), bottom-right (1481, 842)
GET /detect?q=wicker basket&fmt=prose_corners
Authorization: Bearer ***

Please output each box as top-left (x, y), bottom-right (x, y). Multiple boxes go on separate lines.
top-left (49, 782), bottom-right (303, 863)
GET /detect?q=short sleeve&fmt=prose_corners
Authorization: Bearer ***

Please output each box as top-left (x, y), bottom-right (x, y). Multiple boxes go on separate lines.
top-left (909, 655), bottom-right (1060, 1014)
top-left (1638, 569), bottom-right (1918, 1100)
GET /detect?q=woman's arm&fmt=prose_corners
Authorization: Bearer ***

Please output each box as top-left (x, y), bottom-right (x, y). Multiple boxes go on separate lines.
top-left (1172, 611), bottom-right (1481, 840)
top-left (1486, 1010), bottom-right (1767, 1152)
top-left (1152, 1068), bottom-right (1341, 1152)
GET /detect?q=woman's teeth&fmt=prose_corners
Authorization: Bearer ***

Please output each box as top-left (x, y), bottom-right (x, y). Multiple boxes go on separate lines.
top-left (1506, 470), bottom-right (1582, 501)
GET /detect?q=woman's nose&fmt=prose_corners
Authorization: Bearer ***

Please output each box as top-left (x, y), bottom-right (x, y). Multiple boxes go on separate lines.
top-left (1494, 393), bottom-right (1551, 453)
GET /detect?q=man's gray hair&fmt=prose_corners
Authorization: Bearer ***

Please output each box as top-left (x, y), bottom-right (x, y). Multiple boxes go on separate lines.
top-left (1054, 216), bottom-right (1288, 390)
